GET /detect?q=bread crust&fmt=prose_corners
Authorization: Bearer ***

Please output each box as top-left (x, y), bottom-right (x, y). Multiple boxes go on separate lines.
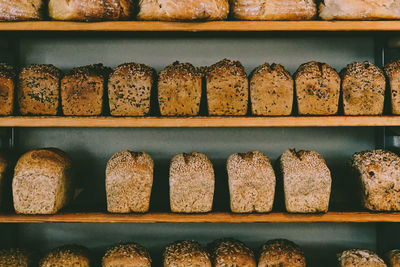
top-left (0, 63), bottom-right (15, 115)
top-left (258, 239), bottom-right (305, 267)
top-left (0, 0), bottom-right (43, 21)
top-left (163, 240), bottom-right (211, 267)
top-left (385, 60), bottom-right (400, 115)
top-left (385, 249), bottom-right (400, 267)
top-left (39, 245), bottom-right (90, 267)
top-left (209, 238), bottom-right (256, 267)
top-left (337, 249), bottom-right (386, 267)
top-left (102, 243), bottom-right (151, 267)
top-left (0, 248), bottom-right (34, 267)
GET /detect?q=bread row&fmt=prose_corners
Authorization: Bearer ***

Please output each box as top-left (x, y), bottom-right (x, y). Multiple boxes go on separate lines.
top-left (1, 0), bottom-right (400, 21)
top-left (2, 59), bottom-right (400, 117)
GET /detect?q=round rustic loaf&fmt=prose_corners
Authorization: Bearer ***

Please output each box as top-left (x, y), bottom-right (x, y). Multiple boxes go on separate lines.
top-left (0, 248), bottom-right (35, 267)
top-left (102, 243), bottom-right (151, 267)
top-left (337, 249), bottom-right (386, 267)
top-left (39, 245), bottom-right (91, 267)
top-left (258, 239), bottom-right (306, 267)
top-left (163, 240), bottom-right (211, 267)
top-left (386, 249), bottom-right (400, 267)
top-left (209, 238), bottom-right (256, 267)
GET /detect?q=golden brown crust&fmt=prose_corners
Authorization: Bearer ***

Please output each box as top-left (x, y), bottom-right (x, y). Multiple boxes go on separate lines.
top-left (0, 248), bottom-right (35, 267)
top-left (258, 239), bottom-right (305, 267)
top-left (164, 240), bottom-right (212, 267)
top-left (102, 243), bottom-right (151, 266)
top-left (338, 249), bottom-right (386, 266)
top-left (386, 249), bottom-right (400, 267)
top-left (0, 63), bottom-right (15, 116)
top-left (39, 245), bottom-right (90, 267)
top-left (385, 60), bottom-right (400, 115)
top-left (209, 238), bottom-right (256, 267)
top-left (0, 0), bottom-right (44, 21)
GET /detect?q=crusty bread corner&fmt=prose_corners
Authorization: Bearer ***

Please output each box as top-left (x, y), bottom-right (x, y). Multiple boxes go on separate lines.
top-left (0, 0), bottom-right (44, 21)
top-left (384, 59), bottom-right (400, 115)
top-left (163, 240), bottom-right (211, 267)
top-left (258, 239), bottom-right (305, 267)
top-left (385, 249), bottom-right (400, 267)
top-left (159, 61), bottom-right (202, 81)
top-left (110, 62), bottom-right (154, 79)
top-left (0, 63), bottom-right (15, 79)
top-left (102, 243), bottom-right (151, 267)
top-left (0, 248), bottom-right (35, 267)
top-left (337, 249), bottom-right (386, 267)
top-left (206, 58), bottom-right (247, 79)
top-left (39, 245), bottom-right (90, 267)
top-left (209, 238), bottom-right (256, 267)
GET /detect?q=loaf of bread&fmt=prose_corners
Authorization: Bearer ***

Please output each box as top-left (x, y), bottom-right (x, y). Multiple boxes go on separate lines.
top-left (227, 151), bottom-right (276, 213)
top-left (137, 0), bottom-right (229, 21)
top-left (0, 248), bottom-right (35, 267)
top-left (164, 240), bottom-right (211, 267)
top-left (320, 0), bottom-right (400, 20)
top-left (39, 245), bottom-right (90, 267)
top-left (294, 61), bottom-right (340, 115)
top-left (279, 149), bottom-right (331, 213)
top-left (258, 239), bottom-right (306, 267)
top-left (12, 148), bottom-right (72, 214)
top-left (158, 62), bottom-right (202, 116)
top-left (0, 0), bottom-right (43, 21)
top-left (102, 243), bottom-right (151, 267)
top-left (169, 152), bottom-right (214, 213)
top-left (338, 249), bottom-right (386, 267)
top-left (230, 0), bottom-right (317, 20)
top-left (61, 64), bottom-right (110, 116)
top-left (341, 61), bottom-right (385, 116)
top-left (384, 60), bottom-right (400, 115)
top-left (108, 62), bottom-right (154, 116)
top-left (0, 155), bottom-right (8, 209)
top-left (48, 0), bottom-right (133, 21)
top-left (206, 59), bottom-right (249, 116)
top-left (0, 63), bottom-right (15, 116)
top-left (18, 64), bottom-right (61, 116)
top-left (386, 250), bottom-right (400, 267)
top-left (210, 238), bottom-right (256, 267)
top-left (106, 150), bottom-right (154, 213)
top-left (350, 150), bottom-right (400, 211)
top-left (250, 63), bottom-right (293, 116)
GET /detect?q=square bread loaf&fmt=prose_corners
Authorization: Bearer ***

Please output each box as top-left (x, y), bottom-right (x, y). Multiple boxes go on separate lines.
top-left (164, 241), bottom-right (211, 267)
top-left (294, 61), bottom-right (340, 115)
top-left (227, 151), bottom-right (276, 213)
top-left (386, 250), bottom-right (400, 267)
top-left (384, 60), bottom-right (400, 115)
top-left (258, 239), bottom-right (306, 267)
top-left (0, 0), bottom-right (44, 21)
top-left (61, 64), bottom-right (110, 116)
top-left (18, 64), bottom-right (61, 115)
top-left (0, 248), bottom-right (34, 267)
top-left (210, 238), bottom-right (256, 267)
top-left (341, 61), bottom-right (386, 116)
top-left (206, 59), bottom-right (249, 116)
top-left (12, 148), bottom-right (72, 215)
top-left (350, 150), bottom-right (400, 211)
top-left (108, 62), bottom-right (154, 116)
top-left (39, 245), bottom-right (90, 267)
top-left (250, 63), bottom-right (293, 116)
top-left (102, 243), bottom-right (151, 267)
top-left (0, 63), bottom-right (15, 116)
top-left (279, 149), bottom-right (331, 213)
top-left (338, 249), bottom-right (386, 267)
top-left (169, 152), bottom-right (214, 213)
top-left (106, 150), bottom-right (154, 213)
top-left (158, 62), bottom-right (202, 116)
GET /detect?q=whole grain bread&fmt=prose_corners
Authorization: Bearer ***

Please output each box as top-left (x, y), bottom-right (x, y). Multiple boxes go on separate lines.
top-left (0, 63), bottom-right (15, 115)
top-left (39, 245), bottom-right (90, 267)
top-left (0, 248), bottom-right (35, 267)
top-left (258, 239), bottom-right (306, 267)
top-left (209, 238), bottom-right (256, 267)
top-left (384, 60), bottom-right (400, 115)
top-left (386, 249), bottom-right (400, 267)
top-left (0, 0), bottom-right (44, 21)
top-left (163, 240), bottom-right (211, 267)
top-left (102, 243), bottom-right (151, 267)
top-left (338, 249), bottom-right (386, 267)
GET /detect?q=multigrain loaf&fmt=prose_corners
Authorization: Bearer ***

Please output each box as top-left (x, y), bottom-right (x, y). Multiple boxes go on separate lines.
top-left (350, 150), bottom-right (400, 211)
top-left (206, 59), bottom-right (249, 116)
top-left (0, 0), bottom-right (43, 21)
top-left (0, 63), bottom-right (15, 115)
top-left (384, 60), bottom-right (400, 115)
top-left (12, 148), bottom-right (72, 214)
top-left (338, 249), bottom-right (386, 267)
top-left (386, 250), bottom-right (400, 267)
top-left (279, 149), bottom-right (331, 213)
top-left (227, 151), bottom-right (276, 213)
top-left (0, 248), bottom-right (34, 267)
top-left (230, 0), bottom-right (317, 20)
top-left (169, 152), bottom-right (215, 213)
top-left (158, 62), bottom-right (202, 116)
top-left (102, 243), bottom-right (151, 267)
top-left (258, 239), bottom-right (306, 267)
top-left (250, 63), bottom-right (293, 116)
top-left (108, 62), bottom-right (154, 116)
top-left (18, 64), bottom-right (61, 115)
top-left (163, 240), bottom-right (211, 267)
top-left (341, 61), bottom-right (386, 116)
top-left (39, 245), bottom-right (90, 267)
top-left (294, 61), bottom-right (340, 115)
top-left (106, 150), bottom-right (154, 213)
top-left (209, 238), bottom-right (256, 267)
top-left (0, 155), bottom-right (8, 209)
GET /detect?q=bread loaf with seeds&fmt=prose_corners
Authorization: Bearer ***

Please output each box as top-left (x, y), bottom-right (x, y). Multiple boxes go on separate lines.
top-left (163, 240), bottom-right (211, 267)
top-left (384, 60), bottom-right (400, 115)
top-left (386, 250), bottom-right (400, 267)
top-left (0, 0), bottom-right (44, 21)
top-left (338, 249), bottom-right (386, 267)
top-left (209, 238), bottom-right (256, 267)
top-left (39, 245), bottom-right (90, 267)
top-left (158, 62), bottom-right (202, 116)
top-left (102, 243), bottom-right (151, 267)
top-left (0, 248), bottom-right (35, 267)
top-left (258, 239), bottom-right (306, 267)
top-left (0, 63), bottom-right (15, 115)
top-left (108, 62), bottom-right (154, 116)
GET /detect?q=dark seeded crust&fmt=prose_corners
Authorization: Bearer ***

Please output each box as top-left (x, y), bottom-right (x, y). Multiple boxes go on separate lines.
top-left (0, 63), bottom-right (15, 115)
top-left (164, 240), bottom-right (212, 267)
top-left (258, 239), bottom-right (305, 267)
top-left (337, 249), bottom-right (386, 266)
top-left (39, 245), bottom-right (90, 267)
top-left (384, 60), bottom-right (400, 115)
top-left (0, 248), bottom-right (35, 267)
top-left (102, 243), bottom-right (151, 266)
top-left (0, 63), bottom-right (15, 79)
top-left (209, 238), bottom-right (256, 267)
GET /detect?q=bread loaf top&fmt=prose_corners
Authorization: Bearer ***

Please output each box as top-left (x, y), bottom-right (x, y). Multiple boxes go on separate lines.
top-left (39, 245), bottom-right (90, 266)
top-left (386, 249), bottom-right (400, 264)
top-left (159, 61), bottom-right (202, 81)
top-left (295, 61), bottom-right (339, 79)
top-left (106, 150), bottom-right (154, 176)
top-left (0, 248), bottom-right (34, 267)
top-left (170, 152), bottom-right (214, 175)
top-left (111, 62), bottom-right (154, 78)
top-left (341, 61), bottom-right (385, 81)
top-left (259, 239), bottom-right (305, 265)
top-left (280, 149), bottom-right (329, 173)
top-left (384, 59), bottom-right (400, 78)
top-left (0, 63), bottom-right (15, 79)
top-left (351, 149), bottom-right (400, 174)
top-left (20, 64), bottom-right (61, 79)
top-left (338, 249), bottom-right (386, 265)
top-left (250, 63), bottom-right (291, 80)
top-left (209, 238), bottom-right (256, 266)
top-left (206, 59), bottom-right (247, 79)
top-left (102, 243), bottom-right (151, 265)
top-left (0, 0), bottom-right (44, 21)
top-left (64, 63), bottom-right (110, 80)
top-left (164, 240), bottom-right (211, 266)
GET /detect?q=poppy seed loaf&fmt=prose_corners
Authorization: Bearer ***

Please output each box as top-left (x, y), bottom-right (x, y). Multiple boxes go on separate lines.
top-left (106, 150), bottom-right (154, 213)
top-left (0, 63), bottom-right (15, 115)
top-left (102, 243), bottom-right (151, 267)
top-left (163, 240), bottom-right (211, 267)
top-left (338, 249), bottom-right (386, 267)
top-left (258, 239), bottom-right (306, 267)
top-left (386, 250), bottom-right (400, 267)
top-left (12, 148), bottom-right (72, 214)
top-left (158, 62), bottom-right (202, 116)
top-left (210, 238), bottom-right (256, 267)
top-left (0, 248), bottom-right (35, 267)
top-left (0, 0), bottom-right (44, 21)
top-left (39, 245), bottom-right (90, 267)
top-left (250, 63), bottom-right (293, 116)
top-left (169, 152), bottom-right (215, 213)
top-left (227, 151), bottom-right (276, 213)
top-left (384, 60), bottom-right (400, 115)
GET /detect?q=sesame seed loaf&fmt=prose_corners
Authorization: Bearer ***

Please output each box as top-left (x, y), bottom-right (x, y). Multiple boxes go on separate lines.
top-left (158, 62), bottom-right (202, 116)
top-left (0, 155), bottom-right (8, 209)
top-left (169, 152), bottom-right (215, 213)
top-left (0, 248), bottom-right (35, 267)
top-left (61, 64), bottom-right (110, 116)
top-left (0, 0), bottom-right (44, 21)
top-left (18, 64), bottom-right (61, 116)
top-left (384, 60), bottom-right (400, 115)
top-left (206, 59), bottom-right (249, 116)
top-left (108, 62), bottom-right (154, 116)
top-left (386, 249), bottom-right (400, 267)
top-left (102, 243), bottom-right (151, 267)
top-left (279, 149), bottom-right (331, 213)
top-left (338, 249), bottom-right (386, 267)
top-left (341, 61), bottom-right (386, 116)
top-left (227, 151), bottom-right (276, 213)
top-left (39, 245), bottom-right (90, 267)
top-left (294, 61), bottom-right (340, 115)
top-left (250, 63), bottom-right (293, 116)
top-left (163, 240), bottom-right (211, 267)
top-left (0, 63), bottom-right (15, 116)
top-left (106, 150), bottom-right (154, 213)
top-left (209, 238), bottom-right (256, 267)
top-left (350, 150), bottom-right (400, 211)
top-left (258, 239), bottom-right (306, 267)
top-left (12, 148), bottom-right (72, 214)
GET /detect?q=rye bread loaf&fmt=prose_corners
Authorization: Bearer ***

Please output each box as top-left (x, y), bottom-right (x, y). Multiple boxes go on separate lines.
top-left (294, 61), bottom-right (340, 115)
top-left (279, 149), bottom-right (331, 213)
top-left (250, 63), bottom-right (293, 116)
top-left (227, 151), bottom-right (276, 213)
top-left (106, 150), bottom-right (154, 213)
top-left (0, 248), bottom-right (35, 267)
top-left (206, 59), bottom-right (249, 116)
top-left (258, 239), bottom-right (306, 267)
top-left (12, 148), bottom-right (72, 214)
top-left (341, 61), bottom-right (386, 116)
top-left (386, 250), bottom-right (400, 267)
top-left (0, 155), bottom-right (8, 209)
top-left (0, 0), bottom-right (44, 21)
top-left (163, 240), bottom-right (211, 267)
top-left (209, 238), bottom-right (256, 267)
top-left (158, 62), bottom-right (202, 116)
top-left (39, 245), bottom-right (90, 267)
top-left (338, 249), bottom-right (386, 267)
top-left (18, 64), bottom-right (61, 115)
top-left (0, 63), bottom-right (15, 116)
top-left (384, 60), bottom-right (400, 115)
top-left (102, 243), bottom-right (151, 267)
top-left (108, 62), bottom-right (154, 116)
top-left (169, 152), bottom-right (215, 213)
